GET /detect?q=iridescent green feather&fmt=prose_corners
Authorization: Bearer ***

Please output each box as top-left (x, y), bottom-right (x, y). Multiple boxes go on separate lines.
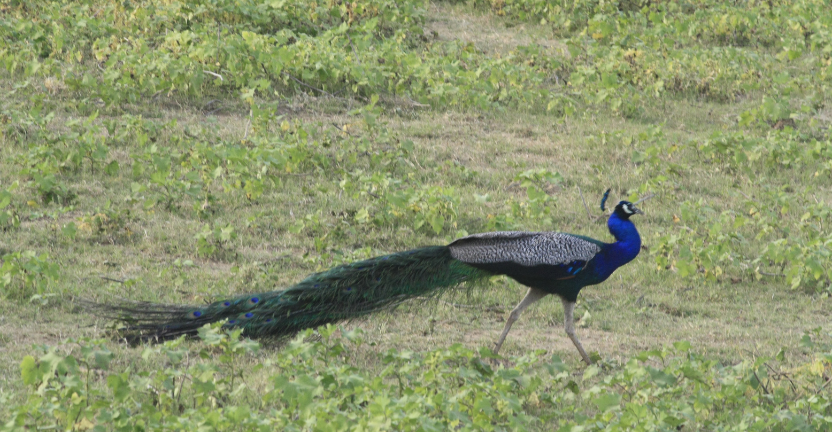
top-left (90, 246), bottom-right (490, 341)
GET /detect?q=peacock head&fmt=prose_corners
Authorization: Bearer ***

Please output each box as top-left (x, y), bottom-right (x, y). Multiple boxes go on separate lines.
top-left (612, 201), bottom-right (642, 220)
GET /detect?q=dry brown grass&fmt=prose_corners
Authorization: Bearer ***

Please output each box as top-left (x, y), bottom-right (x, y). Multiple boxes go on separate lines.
top-left (427, 2), bottom-right (566, 55)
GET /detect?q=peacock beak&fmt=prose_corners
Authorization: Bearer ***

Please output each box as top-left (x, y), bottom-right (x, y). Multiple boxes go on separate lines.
top-left (632, 205), bottom-right (643, 214)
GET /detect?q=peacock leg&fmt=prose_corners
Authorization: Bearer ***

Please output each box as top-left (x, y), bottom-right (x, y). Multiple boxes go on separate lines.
top-left (562, 298), bottom-right (592, 365)
top-left (493, 288), bottom-right (548, 355)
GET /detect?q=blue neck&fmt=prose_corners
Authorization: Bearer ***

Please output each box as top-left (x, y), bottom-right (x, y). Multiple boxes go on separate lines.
top-left (595, 213), bottom-right (641, 280)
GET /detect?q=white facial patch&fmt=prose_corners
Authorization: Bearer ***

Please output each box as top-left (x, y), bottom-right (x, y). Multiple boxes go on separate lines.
top-left (622, 204), bottom-right (633, 214)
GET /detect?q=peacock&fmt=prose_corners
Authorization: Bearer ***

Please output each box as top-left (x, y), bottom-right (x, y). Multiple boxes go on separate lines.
top-left (89, 190), bottom-right (645, 364)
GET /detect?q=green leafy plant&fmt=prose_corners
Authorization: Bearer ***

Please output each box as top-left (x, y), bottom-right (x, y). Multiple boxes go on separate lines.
top-left (391, 185), bottom-right (459, 234)
top-left (31, 173), bottom-right (75, 206)
top-left (0, 251), bottom-right (60, 299)
top-left (76, 202), bottom-right (134, 244)
top-left (340, 170), bottom-right (459, 234)
top-left (0, 181), bottom-right (21, 229)
top-left (4, 328), bottom-right (832, 431)
top-left (195, 222), bottom-right (238, 258)
top-left (511, 168), bottom-right (563, 222)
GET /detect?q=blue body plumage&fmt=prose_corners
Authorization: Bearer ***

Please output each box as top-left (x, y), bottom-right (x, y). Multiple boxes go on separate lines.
top-left (590, 203), bottom-right (643, 282)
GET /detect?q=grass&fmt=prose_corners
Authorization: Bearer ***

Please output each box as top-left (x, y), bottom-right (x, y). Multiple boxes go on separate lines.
top-left (1, 0), bottom-right (831, 423)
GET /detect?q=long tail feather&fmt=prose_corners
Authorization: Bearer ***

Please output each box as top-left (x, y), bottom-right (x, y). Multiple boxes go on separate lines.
top-left (84, 246), bottom-right (490, 342)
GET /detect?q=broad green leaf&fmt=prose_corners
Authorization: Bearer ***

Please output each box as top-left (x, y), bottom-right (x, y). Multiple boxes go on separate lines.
top-left (20, 356), bottom-right (38, 386)
top-left (673, 341), bottom-right (691, 352)
top-left (593, 392), bottom-right (621, 412)
top-left (646, 366), bottom-right (677, 387)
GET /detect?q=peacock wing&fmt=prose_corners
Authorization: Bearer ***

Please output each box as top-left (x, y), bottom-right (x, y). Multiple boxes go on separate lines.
top-left (449, 231), bottom-right (602, 266)
top-left (448, 231), bottom-right (603, 286)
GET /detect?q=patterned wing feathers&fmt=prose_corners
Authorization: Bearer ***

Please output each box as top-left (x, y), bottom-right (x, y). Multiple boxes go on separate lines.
top-left (449, 231), bottom-right (601, 266)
